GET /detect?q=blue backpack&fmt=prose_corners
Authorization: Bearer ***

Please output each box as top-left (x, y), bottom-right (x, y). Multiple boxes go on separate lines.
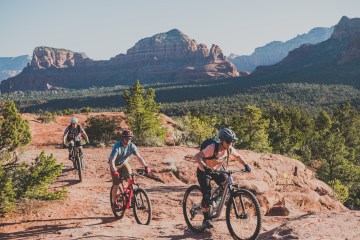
top-left (200, 138), bottom-right (220, 160)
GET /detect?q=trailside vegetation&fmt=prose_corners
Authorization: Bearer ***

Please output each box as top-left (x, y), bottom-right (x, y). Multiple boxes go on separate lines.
top-left (122, 80), bottom-right (166, 146)
top-left (0, 101), bottom-right (65, 216)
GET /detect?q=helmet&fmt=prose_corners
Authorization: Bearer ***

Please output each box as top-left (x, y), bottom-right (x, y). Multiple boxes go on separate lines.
top-left (121, 129), bottom-right (134, 138)
top-left (70, 117), bottom-right (78, 124)
top-left (219, 128), bottom-right (238, 142)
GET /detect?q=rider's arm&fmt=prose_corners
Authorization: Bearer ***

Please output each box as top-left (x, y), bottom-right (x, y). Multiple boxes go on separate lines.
top-left (63, 127), bottom-right (69, 145)
top-left (194, 151), bottom-right (207, 171)
top-left (230, 146), bottom-right (248, 166)
top-left (134, 153), bottom-right (148, 168)
top-left (81, 131), bottom-right (89, 143)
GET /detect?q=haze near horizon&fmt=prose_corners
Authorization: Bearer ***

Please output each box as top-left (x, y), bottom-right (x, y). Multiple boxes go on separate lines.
top-left (1, 0), bottom-right (359, 60)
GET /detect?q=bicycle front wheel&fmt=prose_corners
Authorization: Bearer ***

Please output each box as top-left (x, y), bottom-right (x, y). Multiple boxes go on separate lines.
top-left (110, 185), bottom-right (126, 219)
top-left (226, 189), bottom-right (262, 240)
top-left (182, 185), bottom-right (206, 233)
top-left (75, 156), bottom-right (82, 182)
top-left (133, 188), bottom-right (152, 225)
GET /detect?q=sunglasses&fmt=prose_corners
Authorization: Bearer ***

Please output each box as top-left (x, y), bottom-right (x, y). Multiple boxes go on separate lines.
top-left (124, 137), bottom-right (132, 141)
top-left (225, 140), bottom-right (235, 144)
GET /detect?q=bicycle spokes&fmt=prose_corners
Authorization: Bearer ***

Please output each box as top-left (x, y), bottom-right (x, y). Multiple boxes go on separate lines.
top-left (226, 190), bottom-right (261, 240)
top-left (133, 188), bottom-right (152, 225)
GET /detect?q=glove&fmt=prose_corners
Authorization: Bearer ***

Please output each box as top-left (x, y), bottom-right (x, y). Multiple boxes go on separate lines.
top-left (145, 166), bottom-right (151, 174)
top-left (244, 164), bottom-right (251, 172)
top-left (204, 165), bottom-right (213, 174)
top-left (113, 171), bottom-right (120, 179)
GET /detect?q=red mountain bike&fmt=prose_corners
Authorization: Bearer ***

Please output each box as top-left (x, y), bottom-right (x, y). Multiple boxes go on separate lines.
top-left (110, 169), bottom-right (152, 225)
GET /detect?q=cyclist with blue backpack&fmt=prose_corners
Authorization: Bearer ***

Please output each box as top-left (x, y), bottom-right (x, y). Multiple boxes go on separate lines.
top-left (194, 128), bottom-right (251, 229)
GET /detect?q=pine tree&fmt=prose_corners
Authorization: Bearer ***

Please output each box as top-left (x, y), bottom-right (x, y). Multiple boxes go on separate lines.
top-left (122, 80), bottom-right (166, 146)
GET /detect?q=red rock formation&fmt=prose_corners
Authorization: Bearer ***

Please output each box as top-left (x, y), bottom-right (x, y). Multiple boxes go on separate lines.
top-left (1, 29), bottom-right (239, 91)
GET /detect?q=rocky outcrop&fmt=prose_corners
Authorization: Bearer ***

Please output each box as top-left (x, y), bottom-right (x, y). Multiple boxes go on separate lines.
top-left (0, 55), bottom-right (31, 82)
top-left (228, 26), bottom-right (334, 72)
top-left (0, 29), bottom-right (239, 92)
top-left (31, 47), bottom-right (90, 69)
top-left (250, 16), bottom-right (360, 87)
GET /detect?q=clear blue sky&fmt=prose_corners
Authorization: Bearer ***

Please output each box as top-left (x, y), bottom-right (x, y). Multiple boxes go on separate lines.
top-left (1, 0), bottom-right (359, 60)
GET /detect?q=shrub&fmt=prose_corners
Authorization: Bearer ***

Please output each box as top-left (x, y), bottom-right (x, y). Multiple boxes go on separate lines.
top-left (62, 108), bottom-right (76, 115)
top-left (37, 111), bottom-right (56, 123)
top-left (80, 107), bottom-right (92, 114)
top-left (85, 115), bottom-right (122, 146)
top-left (329, 179), bottom-right (349, 203)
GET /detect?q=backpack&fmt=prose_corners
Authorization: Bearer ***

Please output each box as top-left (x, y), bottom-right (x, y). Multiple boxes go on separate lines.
top-left (200, 138), bottom-right (220, 160)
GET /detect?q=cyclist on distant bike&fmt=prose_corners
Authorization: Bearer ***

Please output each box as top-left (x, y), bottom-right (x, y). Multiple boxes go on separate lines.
top-left (109, 129), bottom-right (151, 211)
top-left (63, 117), bottom-right (90, 161)
top-left (194, 128), bottom-right (251, 229)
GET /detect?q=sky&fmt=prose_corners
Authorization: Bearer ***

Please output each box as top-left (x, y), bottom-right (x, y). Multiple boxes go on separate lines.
top-left (1, 0), bottom-right (359, 60)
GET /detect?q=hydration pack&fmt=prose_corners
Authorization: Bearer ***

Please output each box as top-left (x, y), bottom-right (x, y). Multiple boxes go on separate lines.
top-left (200, 138), bottom-right (220, 160)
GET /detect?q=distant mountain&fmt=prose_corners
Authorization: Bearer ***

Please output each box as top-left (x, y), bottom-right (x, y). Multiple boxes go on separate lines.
top-left (228, 27), bottom-right (334, 72)
top-left (0, 55), bottom-right (31, 82)
top-left (250, 16), bottom-right (360, 86)
top-left (0, 29), bottom-right (239, 92)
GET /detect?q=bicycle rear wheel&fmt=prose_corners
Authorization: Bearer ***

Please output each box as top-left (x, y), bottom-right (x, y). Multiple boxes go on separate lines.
top-left (182, 185), bottom-right (206, 233)
top-left (133, 188), bottom-right (152, 225)
top-left (110, 185), bottom-right (126, 219)
top-left (226, 189), bottom-right (262, 240)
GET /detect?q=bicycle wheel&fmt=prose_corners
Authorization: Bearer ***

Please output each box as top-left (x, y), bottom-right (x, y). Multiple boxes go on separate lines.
top-left (226, 189), bottom-right (262, 240)
top-left (183, 185), bottom-right (206, 233)
top-left (75, 155), bottom-right (82, 182)
top-left (110, 185), bottom-right (126, 219)
top-left (133, 188), bottom-right (152, 225)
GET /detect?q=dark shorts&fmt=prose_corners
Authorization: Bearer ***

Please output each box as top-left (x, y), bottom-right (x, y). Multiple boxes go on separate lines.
top-left (111, 162), bottom-right (132, 185)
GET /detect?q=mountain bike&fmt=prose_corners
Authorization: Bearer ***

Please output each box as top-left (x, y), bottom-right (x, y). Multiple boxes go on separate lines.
top-left (69, 141), bottom-right (85, 182)
top-left (110, 169), bottom-right (152, 225)
top-left (183, 169), bottom-right (262, 240)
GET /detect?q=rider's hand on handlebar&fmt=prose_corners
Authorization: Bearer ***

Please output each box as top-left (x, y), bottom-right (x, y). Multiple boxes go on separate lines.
top-left (244, 164), bottom-right (251, 172)
top-left (112, 171), bottom-right (120, 179)
top-left (145, 166), bottom-right (151, 174)
top-left (204, 165), bottom-right (213, 174)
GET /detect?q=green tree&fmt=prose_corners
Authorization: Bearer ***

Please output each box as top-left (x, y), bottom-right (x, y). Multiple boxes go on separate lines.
top-left (0, 100), bottom-right (31, 165)
top-left (232, 106), bottom-right (272, 152)
top-left (122, 80), bottom-right (166, 146)
top-left (183, 112), bottom-right (217, 146)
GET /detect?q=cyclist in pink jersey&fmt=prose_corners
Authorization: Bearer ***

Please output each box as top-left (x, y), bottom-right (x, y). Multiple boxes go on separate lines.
top-left (194, 128), bottom-right (251, 229)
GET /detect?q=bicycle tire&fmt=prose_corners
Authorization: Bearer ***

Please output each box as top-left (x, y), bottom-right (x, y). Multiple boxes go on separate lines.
top-left (75, 155), bottom-right (82, 182)
top-left (182, 185), bottom-right (206, 233)
top-left (133, 188), bottom-right (152, 225)
top-left (110, 185), bottom-right (126, 219)
top-left (226, 189), bottom-right (262, 240)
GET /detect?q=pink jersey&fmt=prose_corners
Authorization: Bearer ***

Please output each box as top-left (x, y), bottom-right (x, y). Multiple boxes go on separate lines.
top-left (202, 143), bottom-right (234, 170)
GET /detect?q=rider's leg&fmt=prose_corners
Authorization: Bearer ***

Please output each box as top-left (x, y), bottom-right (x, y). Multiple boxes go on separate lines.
top-left (213, 166), bottom-right (228, 189)
top-left (66, 140), bottom-right (74, 160)
top-left (196, 168), bottom-right (212, 221)
top-left (111, 168), bottom-right (121, 204)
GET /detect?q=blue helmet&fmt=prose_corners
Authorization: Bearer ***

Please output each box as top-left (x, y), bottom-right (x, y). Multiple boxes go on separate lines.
top-left (219, 128), bottom-right (238, 142)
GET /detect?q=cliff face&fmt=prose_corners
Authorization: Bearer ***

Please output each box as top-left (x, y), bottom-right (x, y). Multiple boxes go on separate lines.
top-left (250, 16), bottom-right (360, 86)
top-left (228, 27), bottom-right (334, 72)
top-left (0, 29), bottom-right (239, 92)
top-left (0, 55), bottom-right (31, 82)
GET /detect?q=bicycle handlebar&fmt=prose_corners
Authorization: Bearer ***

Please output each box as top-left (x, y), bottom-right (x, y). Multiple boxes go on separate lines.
top-left (210, 168), bottom-right (248, 175)
top-left (117, 169), bottom-right (147, 181)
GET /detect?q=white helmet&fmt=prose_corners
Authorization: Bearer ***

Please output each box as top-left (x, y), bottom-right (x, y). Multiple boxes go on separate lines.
top-left (70, 117), bottom-right (78, 124)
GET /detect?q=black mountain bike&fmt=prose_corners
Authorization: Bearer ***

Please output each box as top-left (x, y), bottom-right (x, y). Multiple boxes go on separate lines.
top-left (183, 169), bottom-right (262, 240)
top-left (69, 142), bottom-right (85, 182)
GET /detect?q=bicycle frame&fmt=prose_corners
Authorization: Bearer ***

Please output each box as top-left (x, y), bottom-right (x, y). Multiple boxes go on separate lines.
top-left (210, 170), bottom-right (245, 219)
top-left (119, 174), bottom-right (140, 210)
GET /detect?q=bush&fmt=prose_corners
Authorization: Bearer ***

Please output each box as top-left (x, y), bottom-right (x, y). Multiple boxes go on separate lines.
top-left (37, 111), bottom-right (56, 123)
top-left (62, 108), bottom-right (76, 115)
top-left (85, 115), bottom-right (122, 146)
top-left (329, 179), bottom-right (349, 203)
top-left (80, 107), bottom-right (92, 114)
